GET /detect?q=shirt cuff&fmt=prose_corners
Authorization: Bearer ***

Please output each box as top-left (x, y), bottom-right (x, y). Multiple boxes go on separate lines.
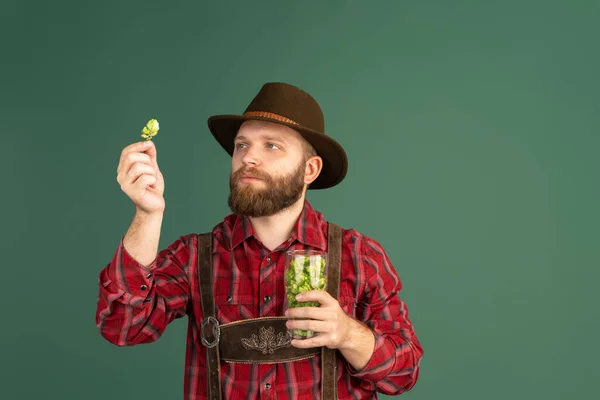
top-left (105, 237), bottom-right (157, 297)
top-left (347, 332), bottom-right (396, 382)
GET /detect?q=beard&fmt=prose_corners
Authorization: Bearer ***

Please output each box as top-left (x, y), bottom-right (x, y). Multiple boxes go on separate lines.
top-left (228, 161), bottom-right (306, 217)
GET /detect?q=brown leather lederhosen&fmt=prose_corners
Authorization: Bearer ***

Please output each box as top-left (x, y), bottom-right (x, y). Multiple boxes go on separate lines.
top-left (197, 222), bottom-right (342, 399)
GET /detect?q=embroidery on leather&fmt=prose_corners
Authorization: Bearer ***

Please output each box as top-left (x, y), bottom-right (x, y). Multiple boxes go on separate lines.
top-left (241, 326), bottom-right (292, 354)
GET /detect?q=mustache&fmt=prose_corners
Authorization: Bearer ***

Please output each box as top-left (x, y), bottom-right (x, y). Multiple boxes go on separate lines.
top-left (232, 167), bottom-right (271, 182)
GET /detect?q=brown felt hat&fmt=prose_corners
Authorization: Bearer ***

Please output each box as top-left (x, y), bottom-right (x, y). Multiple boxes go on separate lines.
top-left (207, 82), bottom-right (348, 190)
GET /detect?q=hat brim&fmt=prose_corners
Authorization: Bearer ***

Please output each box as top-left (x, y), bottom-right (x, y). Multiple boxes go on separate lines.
top-left (207, 114), bottom-right (347, 190)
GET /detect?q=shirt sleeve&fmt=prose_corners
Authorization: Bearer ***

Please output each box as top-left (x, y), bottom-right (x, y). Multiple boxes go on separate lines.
top-left (95, 234), bottom-right (193, 346)
top-left (347, 236), bottom-right (424, 395)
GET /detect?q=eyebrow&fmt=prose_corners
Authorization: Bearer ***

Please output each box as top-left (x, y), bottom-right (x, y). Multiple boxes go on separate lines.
top-left (234, 135), bottom-right (287, 143)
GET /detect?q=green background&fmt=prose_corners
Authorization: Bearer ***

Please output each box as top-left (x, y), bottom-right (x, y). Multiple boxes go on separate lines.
top-left (1, 0), bottom-right (598, 399)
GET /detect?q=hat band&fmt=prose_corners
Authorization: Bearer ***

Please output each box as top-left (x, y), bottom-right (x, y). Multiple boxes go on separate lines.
top-left (243, 111), bottom-right (299, 126)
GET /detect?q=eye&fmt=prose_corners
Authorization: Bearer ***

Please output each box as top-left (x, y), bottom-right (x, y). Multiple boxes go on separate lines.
top-left (234, 142), bottom-right (247, 150)
top-left (267, 143), bottom-right (280, 150)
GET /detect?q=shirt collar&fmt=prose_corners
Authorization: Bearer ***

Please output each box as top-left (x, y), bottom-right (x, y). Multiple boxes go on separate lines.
top-left (230, 212), bottom-right (253, 250)
top-left (229, 199), bottom-right (327, 251)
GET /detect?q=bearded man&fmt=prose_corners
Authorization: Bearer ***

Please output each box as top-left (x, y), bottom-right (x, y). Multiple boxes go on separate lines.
top-left (96, 82), bottom-right (424, 400)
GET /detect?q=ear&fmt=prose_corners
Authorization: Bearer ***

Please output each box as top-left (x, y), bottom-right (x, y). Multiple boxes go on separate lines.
top-left (304, 156), bottom-right (323, 185)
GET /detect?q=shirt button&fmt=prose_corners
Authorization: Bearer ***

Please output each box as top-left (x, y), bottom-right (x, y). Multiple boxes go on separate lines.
top-left (146, 273), bottom-right (152, 279)
top-left (265, 383), bottom-right (271, 389)
top-left (266, 257), bottom-right (272, 262)
top-left (140, 284), bottom-right (147, 291)
top-left (226, 295), bottom-right (233, 302)
top-left (264, 295), bottom-right (271, 302)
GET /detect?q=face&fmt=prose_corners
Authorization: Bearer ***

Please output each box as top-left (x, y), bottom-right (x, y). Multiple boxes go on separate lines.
top-left (228, 120), bottom-right (320, 217)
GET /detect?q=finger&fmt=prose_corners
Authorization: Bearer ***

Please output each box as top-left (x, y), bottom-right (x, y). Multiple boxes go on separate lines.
top-left (150, 168), bottom-right (165, 192)
top-left (118, 141), bottom-right (154, 171)
top-left (295, 290), bottom-right (336, 307)
top-left (121, 140), bottom-right (153, 159)
top-left (127, 152), bottom-right (153, 165)
top-left (141, 140), bottom-right (157, 163)
top-left (125, 163), bottom-right (156, 185)
top-left (139, 142), bottom-right (159, 175)
top-left (286, 319), bottom-right (330, 333)
top-left (290, 336), bottom-right (327, 349)
top-left (118, 152), bottom-right (153, 175)
top-left (285, 307), bottom-right (334, 321)
top-left (127, 140), bottom-right (154, 153)
top-left (133, 174), bottom-right (157, 188)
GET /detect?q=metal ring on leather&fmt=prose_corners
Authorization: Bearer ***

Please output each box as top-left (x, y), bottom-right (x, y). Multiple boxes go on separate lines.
top-left (201, 316), bottom-right (220, 348)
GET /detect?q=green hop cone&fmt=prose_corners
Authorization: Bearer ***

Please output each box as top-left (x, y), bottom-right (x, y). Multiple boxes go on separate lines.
top-left (285, 254), bottom-right (327, 338)
top-left (141, 118), bottom-right (159, 141)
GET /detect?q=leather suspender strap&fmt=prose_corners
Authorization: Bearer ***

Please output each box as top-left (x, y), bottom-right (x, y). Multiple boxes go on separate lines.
top-left (197, 233), bottom-right (222, 400)
top-left (322, 222), bottom-right (342, 400)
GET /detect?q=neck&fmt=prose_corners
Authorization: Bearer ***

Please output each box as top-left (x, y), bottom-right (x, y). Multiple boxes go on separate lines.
top-left (248, 197), bottom-right (306, 251)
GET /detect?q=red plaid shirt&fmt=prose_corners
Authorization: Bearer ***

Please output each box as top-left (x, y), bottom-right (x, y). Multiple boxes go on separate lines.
top-left (96, 200), bottom-right (423, 399)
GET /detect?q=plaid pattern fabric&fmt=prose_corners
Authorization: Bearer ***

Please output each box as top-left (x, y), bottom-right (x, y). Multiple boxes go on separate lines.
top-left (96, 201), bottom-right (423, 399)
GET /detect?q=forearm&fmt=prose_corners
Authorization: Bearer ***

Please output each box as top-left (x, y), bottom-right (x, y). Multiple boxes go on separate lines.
top-left (339, 318), bottom-right (376, 371)
top-left (123, 209), bottom-right (164, 266)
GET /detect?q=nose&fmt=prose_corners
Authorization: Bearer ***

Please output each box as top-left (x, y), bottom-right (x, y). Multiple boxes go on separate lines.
top-left (241, 145), bottom-right (261, 167)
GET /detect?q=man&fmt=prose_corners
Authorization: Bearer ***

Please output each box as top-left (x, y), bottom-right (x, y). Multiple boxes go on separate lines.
top-left (96, 82), bottom-right (423, 399)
